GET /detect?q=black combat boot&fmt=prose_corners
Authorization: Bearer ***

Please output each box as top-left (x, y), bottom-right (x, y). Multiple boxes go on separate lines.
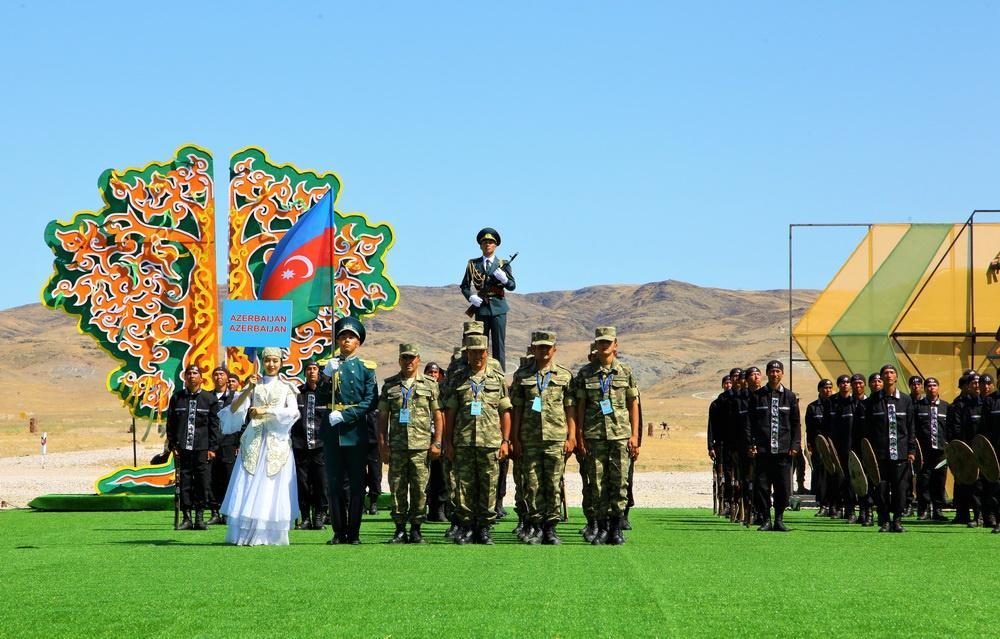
top-left (177, 511), bottom-right (193, 530)
top-left (295, 518), bottom-right (310, 530)
top-left (367, 496), bottom-right (378, 516)
top-left (524, 523), bottom-right (542, 545)
top-left (582, 519), bottom-right (597, 542)
top-left (591, 519), bottom-right (608, 545)
top-left (932, 508), bottom-right (948, 522)
top-left (542, 522), bottom-right (562, 545)
top-left (389, 524), bottom-right (407, 544)
top-left (607, 517), bottom-right (625, 545)
top-left (512, 516), bottom-right (524, 538)
top-left (445, 522), bottom-right (459, 540)
top-left (773, 512), bottom-right (789, 532)
top-left (206, 509), bottom-right (224, 526)
top-left (580, 518), bottom-right (593, 535)
top-left (409, 524), bottom-right (425, 544)
top-left (477, 526), bottom-right (494, 545)
top-left (311, 510), bottom-right (325, 530)
top-left (757, 519), bottom-right (773, 532)
top-left (454, 526), bottom-right (472, 545)
top-left (193, 510), bottom-right (207, 530)
top-left (891, 518), bottom-right (906, 533)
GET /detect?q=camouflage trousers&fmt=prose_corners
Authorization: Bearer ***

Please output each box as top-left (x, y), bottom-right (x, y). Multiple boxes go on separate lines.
top-left (440, 454), bottom-right (454, 519)
top-left (512, 455), bottom-right (527, 519)
top-left (587, 439), bottom-right (630, 519)
top-left (522, 441), bottom-right (566, 525)
top-left (453, 446), bottom-right (500, 528)
top-left (389, 449), bottom-right (429, 525)
top-left (576, 451), bottom-right (595, 520)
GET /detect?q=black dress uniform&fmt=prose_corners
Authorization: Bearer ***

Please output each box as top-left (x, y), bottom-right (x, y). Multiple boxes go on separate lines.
top-left (863, 390), bottom-right (916, 530)
top-left (804, 396), bottom-right (828, 510)
top-left (207, 388), bottom-right (235, 522)
top-left (948, 392), bottom-right (985, 524)
top-left (727, 386), bottom-right (754, 518)
top-left (364, 400), bottom-right (382, 514)
top-left (914, 396), bottom-right (949, 519)
top-left (980, 396), bottom-right (1000, 531)
top-left (293, 378), bottom-right (331, 529)
top-left (745, 384), bottom-right (802, 529)
top-left (849, 393), bottom-right (875, 525)
top-left (459, 228), bottom-right (516, 369)
top-left (708, 389), bottom-right (732, 512)
top-left (828, 393), bottom-right (856, 519)
top-left (166, 386), bottom-right (222, 528)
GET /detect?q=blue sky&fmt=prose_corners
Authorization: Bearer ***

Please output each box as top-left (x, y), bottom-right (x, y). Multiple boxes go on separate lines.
top-left (1, 2), bottom-right (998, 309)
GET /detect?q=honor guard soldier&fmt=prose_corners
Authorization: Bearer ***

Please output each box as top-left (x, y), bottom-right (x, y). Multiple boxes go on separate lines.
top-left (948, 373), bottom-right (983, 525)
top-left (510, 331), bottom-right (576, 545)
top-left (166, 364), bottom-right (222, 531)
top-left (509, 348), bottom-right (534, 539)
top-left (293, 360), bottom-right (330, 530)
top-left (745, 360), bottom-right (801, 532)
top-left (863, 364), bottom-right (916, 533)
top-left (576, 343), bottom-right (600, 540)
top-left (735, 367), bottom-right (763, 525)
top-left (708, 375), bottom-right (733, 516)
top-left (805, 379), bottom-right (832, 516)
top-left (207, 367), bottom-right (236, 525)
top-left (575, 327), bottom-right (640, 545)
top-left (829, 375), bottom-right (857, 521)
top-left (460, 227), bottom-right (515, 369)
top-left (443, 334), bottom-right (512, 544)
top-left (378, 344), bottom-right (443, 544)
top-left (423, 361), bottom-right (449, 522)
top-left (322, 316), bottom-right (378, 545)
top-left (914, 377), bottom-right (949, 521)
top-left (980, 386), bottom-right (1000, 532)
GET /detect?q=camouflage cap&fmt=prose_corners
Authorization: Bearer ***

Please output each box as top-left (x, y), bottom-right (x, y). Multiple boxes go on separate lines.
top-left (463, 320), bottom-right (485, 336)
top-left (399, 343), bottom-right (420, 357)
top-left (531, 330), bottom-right (556, 346)
top-left (452, 346), bottom-right (463, 358)
top-left (463, 334), bottom-right (488, 351)
top-left (589, 341), bottom-right (598, 354)
top-left (594, 326), bottom-right (617, 342)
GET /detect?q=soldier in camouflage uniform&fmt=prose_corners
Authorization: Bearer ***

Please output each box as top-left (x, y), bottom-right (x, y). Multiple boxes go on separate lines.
top-left (509, 348), bottom-right (533, 539)
top-left (575, 327), bottom-right (640, 545)
top-left (576, 342), bottom-right (599, 539)
top-left (444, 334), bottom-right (512, 544)
top-left (378, 343), bottom-right (443, 544)
top-left (510, 331), bottom-right (576, 545)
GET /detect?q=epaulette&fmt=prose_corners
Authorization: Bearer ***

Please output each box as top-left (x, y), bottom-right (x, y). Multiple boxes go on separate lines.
top-left (363, 359), bottom-right (378, 370)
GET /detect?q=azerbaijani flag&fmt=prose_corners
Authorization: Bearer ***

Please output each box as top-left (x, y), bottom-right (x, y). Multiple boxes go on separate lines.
top-left (258, 191), bottom-right (336, 327)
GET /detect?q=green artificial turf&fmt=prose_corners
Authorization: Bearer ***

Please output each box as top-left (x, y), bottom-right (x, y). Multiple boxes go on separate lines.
top-left (1, 508), bottom-right (997, 638)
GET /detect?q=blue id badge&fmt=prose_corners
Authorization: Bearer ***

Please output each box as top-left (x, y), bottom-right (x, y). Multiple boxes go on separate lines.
top-left (599, 399), bottom-right (613, 415)
top-left (470, 401), bottom-right (483, 416)
top-left (531, 396), bottom-right (543, 412)
top-left (399, 408), bottom-right (411, 424)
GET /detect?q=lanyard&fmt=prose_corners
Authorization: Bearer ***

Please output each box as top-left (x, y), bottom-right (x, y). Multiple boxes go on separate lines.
top-left (401, 381), bottom-right (416, 408)
top-left (470, 379), bottom-right (485, 400)
top-left (536, 371), bottom-right (553, 395)
top-left (599, 371), bottom-right (614, 399)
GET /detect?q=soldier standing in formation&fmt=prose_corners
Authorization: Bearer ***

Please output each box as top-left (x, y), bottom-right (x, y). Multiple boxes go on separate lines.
top-left (707, 374), bottom-right (733, 515)
top-left (948, 372), bottom-right (981, 526)
top-left (323, 316), bottom-right (378, 545)
top-left (829, 375), bottom-right (857, 521)
top-left (863, 364), bottom-right (916, 533)
top-left (460, 227), bottom-right (515, 369)
top-left (207, 366), bottom-right (236, 525)
top-left (575, 327), bottom-right (640, 545)
top-left (510, 331), bottom-right (576, 544)
top-left (745, 360), bottom-right (801, 532)
top-left (292, 360), bottom-right (329, 530)
top-left (804, 379), bottom-right (831, 516)
top-left (378, 344), bottom-right (443, 544)
top-left (166, 364), bottom-right (222, 531)
top-left (914, 377), bottom-right (949, 521)
top-left (443, 334), bottom-right (512, 544)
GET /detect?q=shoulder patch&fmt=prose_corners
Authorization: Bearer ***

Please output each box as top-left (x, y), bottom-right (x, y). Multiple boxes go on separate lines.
top-left (363, 359), bottom-right (378, 370)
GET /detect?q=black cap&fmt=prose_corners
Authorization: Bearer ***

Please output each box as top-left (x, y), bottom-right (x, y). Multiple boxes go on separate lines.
top-left (850, 373), bottom-right (865, 383)
top-left (211, 366), bottom-right (230, 376)
top-left (924, 377), bottom-right (939, 386)
top-left (183, 364), bottom-right (202, 374)
top-left (908, 375), bottom-right (923, 386)
top-left (303, 359), bottom-right (320, 370)
top-left (729, 367), bottom-right (743, 378)
top-left (476, 227), bottom-right (501, 246)
top-left (868, 373), bottom-right (882, 384)
top-left (424, 362), bottom-right (441, 374)
top-left (981, 374), bottom-right (994, 384)
top-left (722, 375), bottom-right (731, 384)
top-left (745, 366), bottom-right (761, 375)
top-left (879, 364), bottom-right (896, 376)
top-left (766, 360), bottom-right (784, 372)
top-left (836, 375), bottom-right (851, 385)
top-left (817, 378), bottom-right (833, 390)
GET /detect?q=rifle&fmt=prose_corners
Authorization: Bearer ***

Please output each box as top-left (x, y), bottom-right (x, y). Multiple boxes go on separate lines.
top-left (465, 252), bottom-right (519, 318)
top-left (559, 477), bottom-right (568, 522)
top-left (711, 456), bottom-right (719, 515)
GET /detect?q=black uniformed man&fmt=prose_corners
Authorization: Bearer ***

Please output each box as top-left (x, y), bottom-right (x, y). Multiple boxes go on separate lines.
top-left (914, 377), bottom-right (949, 521)
top-left (459, 227), bottom-right (516, 369)
top-left (745, 360), bottom-right (801, 532)
top-left (293, 360), bottom-right (330, 530)
top-left (948, 373), bottom-right (983, 526)
top-left (863, 364), bottom-right (916, 533)
top-left (804, 379), bottom-right (832, 515)
top-left (707, 375), bottom-right (733, 516)
top-left (849, 373), bottom-right (873, 526)
top-left (827, 375), bottom-right (855, 521)
top-left (734, 367), bottom-right (762, 525)
top-left (166, 364), bottom-right (222, 530)
top-left (207, 366), bottom-right (236, 525)
top-left (423, 361), bottom-right (449, 522)
top-left (980, 390), bottom-right (1000, 532)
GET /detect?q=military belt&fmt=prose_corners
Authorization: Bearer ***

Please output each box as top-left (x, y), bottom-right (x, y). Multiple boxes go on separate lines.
top-left (328, 403), bottom-right (357, 411)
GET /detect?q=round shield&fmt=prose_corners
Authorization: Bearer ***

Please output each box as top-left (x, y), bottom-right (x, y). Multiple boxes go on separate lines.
top-left (913, 439), bottom-right (924, 472)
top-left (825, 435), bottom-right (845, 478)
top-left (814, 435), bottom-right (836, 474)
top-left (945, 440), bottom-right (980, 485)
top-left (861, 438), bottom-right (881, 485)
top-left (971, 435), bottom-right (1000, 483)
top-left (848, 451), bottom-right (869, 496)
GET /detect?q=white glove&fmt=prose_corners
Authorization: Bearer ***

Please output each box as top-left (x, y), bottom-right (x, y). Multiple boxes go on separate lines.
top-left (493, 269), bottom-right (508, 285)
top-left (469, 294), bottom-right (483, 307)
top-left (324, 357), bottom-right (341, 376)
top-left (329, 410), bottom-right (344, 426)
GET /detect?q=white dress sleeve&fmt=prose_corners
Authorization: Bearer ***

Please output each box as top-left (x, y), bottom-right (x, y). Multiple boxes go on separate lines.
top-left (265, 386), bottom-right (300, 435)
top-left (219, 400), bottom-right (250, 435)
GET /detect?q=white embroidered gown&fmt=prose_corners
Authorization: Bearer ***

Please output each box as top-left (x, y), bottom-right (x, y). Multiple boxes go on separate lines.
top-left (219, 376), bottom-right (300, 546)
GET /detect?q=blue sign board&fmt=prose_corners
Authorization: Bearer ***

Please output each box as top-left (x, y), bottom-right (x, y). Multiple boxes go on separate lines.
top-left (221, 300), bottom-right (293, 347)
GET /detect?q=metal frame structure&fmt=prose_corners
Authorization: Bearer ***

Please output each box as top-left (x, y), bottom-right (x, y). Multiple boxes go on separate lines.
top-left (787, 211), bottom-right (1000, 390)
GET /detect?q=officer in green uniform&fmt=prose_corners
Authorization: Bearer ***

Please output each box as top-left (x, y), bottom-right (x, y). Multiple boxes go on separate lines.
top-left (576, 342), bottom-right (599, 540)
top-left (575, 327), bottom-right (640, 545)
top-left (444, 334), bottom-right (512, 544)
top-left (510, 331), bottom-right (576, 545)
top-left (322, 316), bottom-right (378, 545)
top-left (460, 227), bottom-right (515, 370)
top-left (378, 343), bottom-right (443, 544)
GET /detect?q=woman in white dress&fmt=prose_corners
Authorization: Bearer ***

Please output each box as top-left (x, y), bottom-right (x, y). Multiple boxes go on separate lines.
top-left (220, 347), bottom-right (300, 546)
